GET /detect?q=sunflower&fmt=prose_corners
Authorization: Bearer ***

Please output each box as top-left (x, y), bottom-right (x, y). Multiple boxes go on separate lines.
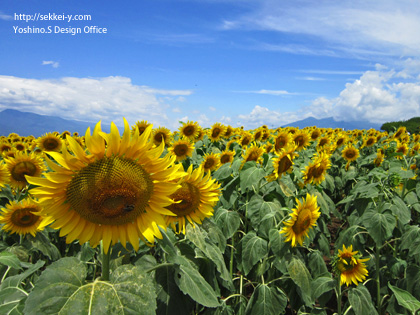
top-left (239, 131), bottom-right (253, 147)
top-left (220, 150), bottom-right (235, 165)
top-left (335, 134), bottom-right (348, 148)
top-left (393, 126), bottom-right (407, 139)
top-left (292, 130), bottom-right (311, 151)
top-left (60, 130), bottom-right (71, 139)
top-left (280, 194), bottom-right (320, 247)
top-left (5, 151), bottom-right (46, 190)
top-left (317, 136), bottom-right (330, 149)
top-left (333, 244), bottom-right (369, 286)
top-left (37, 133), bottom-right (63, 152)
top-left (26, 120), bottom-right (185, 253)
top-left (153, 126), bottom-right (172, 147)
top-left (342, 144), bottom-right (360, 163)
top-left (268, 144), bottom-right (298, 181)
top-left (168, 137), bottom-right (194, 162)
top-left (363, 135), bottom-right (377, 148)
top-left (274, 131), bottom-right (291, 152)
top-left (201, 153), bottom-right (221, 172)
top-left (223, 125), bottom-right (234, 139)
top-left (395, 141), bottom-right (408, 159)
top-left (209, 123), bottom-right (226, 142)
top-left (241, 143), bottom-right (264, 167)
top-left (302, 152), bottom-right (331, 186)
top-left (0, 198), bottom-right (53, 237)
top-left (373, 148), bottom-right (385, 167)
top-left (310, 129), bottom-right (321, 141)
top-left (165, 165), bottom-right (221, 234)
top-left (0, 162), bottom-right (10, 188)
top-left (13, 141), bottom-right (27, 152)
top-left (253, 128), bottom-right (263, 142)
top-left (0, 141), bottom-right (12, 154)
top-left (179, 121), bottom-right (200, 140)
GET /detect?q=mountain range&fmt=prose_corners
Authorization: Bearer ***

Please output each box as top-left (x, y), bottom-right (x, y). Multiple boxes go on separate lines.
top-left (0, 109), bottom-right (382, 137)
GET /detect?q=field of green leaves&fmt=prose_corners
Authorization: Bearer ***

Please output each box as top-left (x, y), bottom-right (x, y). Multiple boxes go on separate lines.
top-left (1, 121), bottom-right (420, 314)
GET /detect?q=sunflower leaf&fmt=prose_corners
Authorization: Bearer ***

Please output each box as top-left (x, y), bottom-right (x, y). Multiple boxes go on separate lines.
top-left (23, 257), bottom-right (156, 315)
top-left (241, 232), bottom-right (268, 275)
top-left (388, 283), bottom-right (420, 314)
top-left (287, 257), bottom-right (313, 306)
top-left (245, 284), bottom-right (287, 315)
top-left (239, 165), bottom-right (266, 193)
top-left (214, 207), bottom-right (241, 239)
top-left (361, 208), bottom-right (396, 245)
top-left (348, 285), bottom-right (378, 315)
top-left (173, 255), bottom-right (220, 308)
top-left (0, 251), bottom-right (23, 270)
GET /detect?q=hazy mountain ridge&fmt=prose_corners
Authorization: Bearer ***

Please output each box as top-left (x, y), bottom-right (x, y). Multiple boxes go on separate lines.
top-left (0, 109), bottom-right (382, 137)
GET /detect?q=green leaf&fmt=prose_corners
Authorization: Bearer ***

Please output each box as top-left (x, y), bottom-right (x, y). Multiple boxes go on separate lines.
top-left (400, 226), bottom-right (420, 258)
top-left (308, 251), bottom-right (329, 278)
top-left (241, 232), bottom-right (268, 275)
top-left (268, 229), bottom-right (288, 259)
top-left (0, 260), bottom-right (45, 314)
top-left (388, 283), bottom-right (420, 314)
top-left (214, 207), bottom-right (241, 239)
top-left (311, 277), bottom-right (336, 300)
top-left (24, 257), bottom-right (157, 315)
top-left (185, 225), bottom-right (233, 289)
top-left (362, 208), bottom-right (396, 245)
top-left (239, 166), bottom-right (266, 192)
top-left (213, 163), bottom-right (233, 181)
top-left (245, 284), bottom-right (287, 315)
top-left (173, 255), bottom-right (220, 308)
top-left (391, 196), bottom-right (411, 225)
top-left (0, 252), bottom-right (22, 270)
top-left (347, 285), bottom-right (378, 315)
top-left (287, 257), bottom-right (313, 305)
top-left (24, 232), bottom-right (61, 261)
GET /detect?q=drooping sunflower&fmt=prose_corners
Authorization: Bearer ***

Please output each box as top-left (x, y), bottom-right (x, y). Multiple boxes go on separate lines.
top-left (5, 151), bottom-right (46, 190)
top-left (274, 131), bottom-right (291, 153)
top-left (241, 142), bottom-right (265, 167)
top-left (168, 137), bottom-right (195, 162)
top-left (201, 152), bottom-right (221, 172)
top-left (153, 126), bottom-right (172, 147)
top-left (302, 152), bottom-right (331, 186)
top-left (36, 133), bottom-right (63, 152)
top-left (0, 162), bottom-right (10, 188)
top-left (165, 165), bottom-right (221, 234)
top-left (292, 130), bottom-right (311, 151)
top-left (268, 144), bottom-right (298, 181)
top-left (220, 150), bottom-right (235, 165)
top-left (179, 121), bottom-right (200, 140)
top-left (280, 194), bottom-right (320, 247)
top-left (333, 244), bottom-right (369, 286)
top-left (26, 120), bottom-right (185, 253)
top-left (209, 123), bottom-right (226, 142)
top-left (0, 198), bottom-right (53, 237)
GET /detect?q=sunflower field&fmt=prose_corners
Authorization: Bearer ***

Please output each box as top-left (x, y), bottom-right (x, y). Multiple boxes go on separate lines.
top-left (1, 119), bottom-right (420, 315)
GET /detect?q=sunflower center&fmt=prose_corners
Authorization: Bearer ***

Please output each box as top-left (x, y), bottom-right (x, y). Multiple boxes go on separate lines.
top-left (278, 156), bottom-right (292, 174)
top-left (275, 137), bottom-right (287, 151)
top-left (204, 158), bottom-right (215, 169)
top-left (212, 128), bottom-right (221, 138)
top-left (43, 138), bottom-right (60, 150)
top-left (11, 161), bottom-right (38, 183)
top-left (313, 165), bottom-right (325, 178)
top-left (220, 154), bottom-right (232, 164)
top-left (292, 208), bottom-right (312, 234)
top-left (246, 151), bottom-right (260, 162)
top-left (183, 126), bottom-right (195, 136)
top-left (166, 182), bottom-right (201, 216)
top-left (11, 208), bottom-right (39, 227)
top-left (319, 138), bottom-right (328, 146)
top-left (66, 156), bottom-right (153, 225)
top-left (294, 135), bottom-right (305, 147)
top-left (337, 257), bottom-right (355, 272)
top-left (174, 144), bottom-right (188, 156)
top-left (345, 150), bottom-right (356, 159)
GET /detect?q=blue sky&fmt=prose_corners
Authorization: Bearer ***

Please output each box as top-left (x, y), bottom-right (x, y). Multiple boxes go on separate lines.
top-left (1, 0), bottom-right (420, 130)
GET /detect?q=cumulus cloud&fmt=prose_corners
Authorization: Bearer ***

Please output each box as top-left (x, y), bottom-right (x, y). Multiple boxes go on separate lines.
top-left (0, 75), bottom-right (193, 129)
top-left (223, 0), bottom-right (420, 58)
top-left (42, 61), bottom-right (60, 68)
top-left (236, 64), bottom-right (420, 128)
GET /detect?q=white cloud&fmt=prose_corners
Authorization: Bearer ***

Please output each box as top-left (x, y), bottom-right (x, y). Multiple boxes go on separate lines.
top-left (223, 0), bottom-right (420, 58)
top-left (234, 89), bottom-right (294, 96)
top-left (172, 107), bottom-right (181, 113)
top-left (0, 75), bottom-right (193, 130)
top-left (237, 105), bottom-right (302, 129)
top-left (42, 61), bottom-right (60, 68)
top-left (209, 106), bottom-right (217, 111)
top-left (0, 12), bottom-right (12, 20)
top-left (296, 77), bottom-right (326, 81)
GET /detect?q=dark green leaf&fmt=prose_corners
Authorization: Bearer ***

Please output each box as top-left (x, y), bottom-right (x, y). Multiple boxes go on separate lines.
top-left (362, 209), bottom-right (396, 245)
top-left (348, 285), bottom-right (378, 315)
top-left (239, 166), bottom-right (266, 193)
top-left (311, 277), bottom-right (336, 300)
top-left (0, 252), bottom-right (22, 270)
top-left (391, 196), bottom-right (411, 225)
top-left (241, 232), bottom-right (268, 275)
top-left (388, 283), bottom-right (420, 314)
top-left (287, 257), bottom-right (313, 305)
top-left (214, 207), bottom-right (241, 239)
top-left (308, 251), bottom-right (329, 278)
top-left (245, 284), bottom-right (287, 315)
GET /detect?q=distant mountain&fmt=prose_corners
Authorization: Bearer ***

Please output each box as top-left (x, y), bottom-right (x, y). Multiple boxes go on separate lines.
top-left (282, 116), bottom-right (381, 130)
top-left (0, 109), bottom-right (98, 137)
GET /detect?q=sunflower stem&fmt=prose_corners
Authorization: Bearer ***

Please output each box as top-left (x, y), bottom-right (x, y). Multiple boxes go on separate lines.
top-left (229, 234), bottom-right (235, 279)
top-left (375, 244), bottom-right (381, 314)
top-left (101, 243), bottom-right (111, 281)
top-left (336, 279), bottom-right (342, 315)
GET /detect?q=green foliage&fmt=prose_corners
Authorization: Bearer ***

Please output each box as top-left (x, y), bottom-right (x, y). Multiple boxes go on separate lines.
top-left (381, 116), bottom-right (420, 134)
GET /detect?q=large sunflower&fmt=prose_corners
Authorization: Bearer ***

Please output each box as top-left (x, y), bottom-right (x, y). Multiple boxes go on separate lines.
top-left (269, 144), bottom-right (298, 181)
top-left (37, 133), bottom-right (63, 152)
top-left (292, 130), bottom-right (311, 151)
top-left (280, 194), bottom-right (320, 247)
top-left (168, 137), bottom-right (195, 162)
top-left (342, 144), bottom-right (360, 162)
top-left (333, 244), bottom-right (369, 286)
top-left (274, 131), bottom-right (291, 153)
top-left (220, 150), bottom-right (235, 165)
top-left (241, 143), bottom-right (264, 167)
top-left (209, 123), bottom-right (226, 142)
top-left (165, 165), bottom-right (221, 234)
top-left (5, 151), bottom-right (46, 190)
top-left (0, 198), bottom-right (53, 237)
top-left (26, 120), bottom-right (185, 253)
top-left (201, 153), bottom-right (221, 172)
